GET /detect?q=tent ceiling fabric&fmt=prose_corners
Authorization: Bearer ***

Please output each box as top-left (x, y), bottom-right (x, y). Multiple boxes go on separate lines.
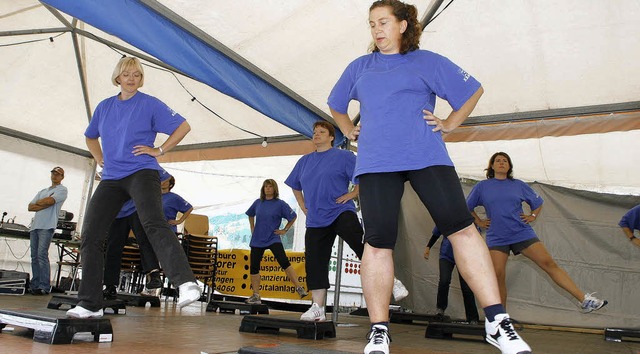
top-left (1, 0), bottom-right (640, 193)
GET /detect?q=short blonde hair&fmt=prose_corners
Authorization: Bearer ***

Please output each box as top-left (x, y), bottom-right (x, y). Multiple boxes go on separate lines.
top-left (111, 57), bottom-right (145, 87)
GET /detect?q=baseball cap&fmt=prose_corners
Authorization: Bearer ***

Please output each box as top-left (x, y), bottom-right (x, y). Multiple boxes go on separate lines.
top-left (159, 168), bottom-right (172, 182)
top-left (51, 166), bottom-right (65, 176)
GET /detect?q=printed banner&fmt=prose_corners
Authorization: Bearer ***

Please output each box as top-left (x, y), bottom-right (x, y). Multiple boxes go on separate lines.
top-left (215, 249), bottom-right (310, 300)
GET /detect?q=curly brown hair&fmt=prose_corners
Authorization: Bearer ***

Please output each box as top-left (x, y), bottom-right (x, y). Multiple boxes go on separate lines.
top-left (369, 0), bottom-right (421, 54)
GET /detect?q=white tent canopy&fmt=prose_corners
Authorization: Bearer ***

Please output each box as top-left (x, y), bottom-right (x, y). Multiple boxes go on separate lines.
top-left (1, 0), bottom-right (639, 327)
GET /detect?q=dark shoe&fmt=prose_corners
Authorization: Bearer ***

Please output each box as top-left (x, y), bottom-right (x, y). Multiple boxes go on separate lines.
top-left (30, 289), bottom-right (46, 295)
top-left (103, 285), bottom-right (117, 300)
top-left (146, 271), bottom-right (163, 290)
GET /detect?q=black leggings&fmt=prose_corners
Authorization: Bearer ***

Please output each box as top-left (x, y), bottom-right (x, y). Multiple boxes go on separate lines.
top-left (359, 165), bottom-right (474, 249)
top-left (304, 211), bottom-right (364, 290)
top-left (249, 242), bottom-right (291, 275)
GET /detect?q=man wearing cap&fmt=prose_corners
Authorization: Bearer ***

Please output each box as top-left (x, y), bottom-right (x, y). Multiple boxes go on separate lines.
top-left (27, 166), bottom-right (68, 295)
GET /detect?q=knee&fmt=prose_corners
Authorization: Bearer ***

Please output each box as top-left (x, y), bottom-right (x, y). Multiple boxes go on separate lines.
top-left (539, 258), bottom-right (559, 271)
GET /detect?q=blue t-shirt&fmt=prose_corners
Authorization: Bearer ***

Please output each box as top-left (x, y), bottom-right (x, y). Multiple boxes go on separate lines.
top-left (162, 192), bottom-right (193, 233)
top-left (285, 148), bottom-right (357, 227)
top-left (467, 178), bottom-right (544, 247)
top-left (30, 184), bottom-right (68, 230)
top-left (116, 199), bottom-right (136, 219)
top-left (328, 50), bottom-right (481, 178)
top-left (619, 204), bottom-right (640, 234)
top-left (246, 198), bottom-right (297, 248)
top-left (430, 227), bottom-right (455, 263)
top-left (85, 91), bottom-right (186, 180)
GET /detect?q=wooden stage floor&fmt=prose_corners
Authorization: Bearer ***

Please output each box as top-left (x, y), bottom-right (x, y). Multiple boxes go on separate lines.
top-left (1, 293), bottom-right (638, 353)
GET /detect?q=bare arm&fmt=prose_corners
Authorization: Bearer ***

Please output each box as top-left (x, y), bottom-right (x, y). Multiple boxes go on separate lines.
top-left (86, 137), bottom-right (104, 167)
top-left (292, 189), bottom-right (307, 216)
top-left (169, 207), bottom-right (193, 226)
top-left (471, 210), bottom-right (490, 229)
top-left (275, 216), bottom-right (297, 236)
top-left (330, 108), bottom-right (360, 141)
top-left (336, 184), bottom-right (359, 204)
top-left (28, 194), bottom-right (56, 212)
top-left (133, 121), bottom-right (191, 157)
top-left (424, 86), bottom-right (484, 134)
top-left (248, 216), bottom-right (255, 234)
top-left (521, 205), bottom-right (542, 224)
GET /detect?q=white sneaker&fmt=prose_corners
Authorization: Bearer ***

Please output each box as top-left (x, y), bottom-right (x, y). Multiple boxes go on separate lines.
top-left (485, 313), bottom-right (531, 354)
top-left (581, 292), bottom-right (607, 313)
top-left (392, 278), bottom-right (409, 302)
top-left (66, 305), bottom-right (104, 319)
top-left (300, 302), bottom-right (326, 321)
top-left (245, 293), bottom-right (261, 305)
top-left (177, 281), bottom-right (201, 308)
top-left (364, 324), bottom-right (391, 354)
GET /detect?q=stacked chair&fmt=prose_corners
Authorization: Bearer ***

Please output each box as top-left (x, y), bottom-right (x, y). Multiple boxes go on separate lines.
top-left (182, 214), bottom-right (218, 302)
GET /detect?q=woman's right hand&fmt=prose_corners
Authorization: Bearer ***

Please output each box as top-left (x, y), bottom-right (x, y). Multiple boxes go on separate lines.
top-left (423, 247), bottom-right (431, 260)
top-left (347, 125), bottom-right (360, 141)
top-left (475, 218), bottom-right (490, 229)
top-left (632, 238), bottom-right (640, 248)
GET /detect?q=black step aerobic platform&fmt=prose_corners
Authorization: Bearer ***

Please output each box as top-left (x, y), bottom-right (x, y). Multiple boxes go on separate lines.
top-left (425, 321), bottom-right (486, 341)
top-left (47, 294), bottom-right (126, 315)
top-left (390, 311), bottom-right (451, 325)
top-left (207, 300), bottom-right (269, 315)
top-left (239, 315), bottom-right (336, 340)
top-left (0, 308), bottom-right (112, 344)
top-left (604, 327), bottom-right (640, 342)
top-left (116, 292), bottom-right (160, 307)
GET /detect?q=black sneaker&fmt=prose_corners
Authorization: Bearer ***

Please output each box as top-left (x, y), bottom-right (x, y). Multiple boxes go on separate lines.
top-left (146, 271), bottom-right (163, 290)
top-left (103, 285), bottom-right (117, 300)
top-left (30, 288), bottom-right (46, 295)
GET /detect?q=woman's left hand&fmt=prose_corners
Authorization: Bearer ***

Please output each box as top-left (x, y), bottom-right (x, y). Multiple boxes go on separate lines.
top-left (336, 192), bottom-right (355, 204)
top-left (520, 213), bottom-right (537, 224)
top-left (133, 145), bottom-right (162, 157)
top-left (274, 229), bottom-right (288, 236)
top-left (424, 110), bottom-right (453, 134)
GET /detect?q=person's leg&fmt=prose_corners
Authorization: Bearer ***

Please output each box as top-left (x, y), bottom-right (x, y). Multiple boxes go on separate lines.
top-left (127, 170), bottom-right (195, 287)
top-left (37, 229), bottom-right (55, 292)
top-left (129, 212), bottom-right (160, 273)
top-left (488, 249), bottom-right (510, 306)
top-left (437, 258), bottom-right (455, 312)
top-left (103, 218), bottom-right (131, 288)
top-left (269, 242), bottom-right (301, 289)
top-left (249, 246), bottom-right (266, 295)
top-left (75, 180), bottom-right (130, 312)
top-left (29, 229), bottom-right (41, 291)
top-left (304, 226), bottom-right (335, 307)
top-left (519, 241), bottom-right (585, 301)
top-left (358, 172), bottom-right (405, 325)
top-left (458, 266), bottom-right (480, 322)
top-left (408, 166), bottom-right (529, 353)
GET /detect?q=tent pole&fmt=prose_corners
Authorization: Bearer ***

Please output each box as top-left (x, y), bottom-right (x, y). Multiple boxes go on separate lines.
top-left (331, 238), bottom-right (344, 323)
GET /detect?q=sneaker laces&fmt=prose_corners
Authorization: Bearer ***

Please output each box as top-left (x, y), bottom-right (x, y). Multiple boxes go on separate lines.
top-left (498, 317), bottom-right (520, 341)
top-left (366, 326), bottom-right (392, 345)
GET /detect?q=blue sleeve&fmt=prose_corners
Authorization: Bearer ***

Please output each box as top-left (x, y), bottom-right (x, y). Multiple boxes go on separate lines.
top-left (327, 60), bottom-right (358, 114)
top-left (150, 97), bottom-right (186, 135)
top-left (281, 200), bottom-right (297, 222)
top-left (285, 157), bottom-right (304, 191)
top-left (466, 183), bottom-right (482, 211)
top-left (619, 206), bottom-right (640, 229)
top-left (431, 54), bottom-right (481, 111)
top-left (176, 195), bottom-right (192, 213)
top-left (51, 186), bottom-right (68, 204)
top-left (246, 199), bottom-right (259, 217)
top-left (521, 181), bottom-right (543, 210)
top-left (344, 151), bottom-right (356, 184)
top-left (85, 101), bottom-right (104, 139)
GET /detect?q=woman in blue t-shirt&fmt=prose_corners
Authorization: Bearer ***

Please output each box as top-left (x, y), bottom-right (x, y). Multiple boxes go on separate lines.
top-left (67, 57), bottom-right (199, 319)
top-left (244, 179), bottom-right (306, 305)
top-left (328, 2), bottom-right (528, 353)
top-left (468, 152), bottom-right (607, 313)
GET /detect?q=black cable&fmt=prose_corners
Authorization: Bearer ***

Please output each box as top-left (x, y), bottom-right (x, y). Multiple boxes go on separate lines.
top-left (0, 32), bottom-right (65, 48)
